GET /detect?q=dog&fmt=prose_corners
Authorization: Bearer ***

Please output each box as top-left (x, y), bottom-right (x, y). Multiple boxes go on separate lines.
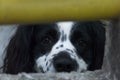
top-left (2, 21), bottom-right (105, 74)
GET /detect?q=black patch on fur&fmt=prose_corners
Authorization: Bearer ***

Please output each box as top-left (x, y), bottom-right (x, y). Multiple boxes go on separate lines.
top-left (60, 44), bottom-right (63, 47)
top-left (71, 21), bottom-right (105, 70)
top-left (61, 31), bottom-right (67, 42)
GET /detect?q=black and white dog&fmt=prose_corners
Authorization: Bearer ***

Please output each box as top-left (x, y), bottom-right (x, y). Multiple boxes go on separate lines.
top-left (2, 21), bottom-right (105, 74)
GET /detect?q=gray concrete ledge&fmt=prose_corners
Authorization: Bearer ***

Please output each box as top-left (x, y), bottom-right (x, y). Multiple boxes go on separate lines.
top-left (0, 71), bottom-right (109, 80)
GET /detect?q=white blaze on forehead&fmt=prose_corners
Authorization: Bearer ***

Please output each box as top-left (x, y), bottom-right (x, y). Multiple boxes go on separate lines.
top-left (53, 21), bottom-right (75, 52)
top-left (53, 21), bottom-right (75, 54)
top-left (57, 21), bottom-right (74, 38)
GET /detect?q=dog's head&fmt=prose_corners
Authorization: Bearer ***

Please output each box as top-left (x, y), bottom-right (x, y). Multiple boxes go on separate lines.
top-left (3, 21), bottom-right (105, 74)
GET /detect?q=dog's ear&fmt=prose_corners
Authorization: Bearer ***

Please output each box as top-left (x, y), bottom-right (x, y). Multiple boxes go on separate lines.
top-left (3, 25), bottom-right (35, 74)
top-left (88, 21), bottom-right (105, 70)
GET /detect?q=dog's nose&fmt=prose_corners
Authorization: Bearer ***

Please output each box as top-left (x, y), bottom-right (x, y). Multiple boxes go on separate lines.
top-left (53, 52), bottom-right (78, 72)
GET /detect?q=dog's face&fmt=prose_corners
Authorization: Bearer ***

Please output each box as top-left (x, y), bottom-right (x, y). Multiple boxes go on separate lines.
top-left (3, 21), bottom-right (105, 74)
top-left (33, 21), bottom-right (101, 73)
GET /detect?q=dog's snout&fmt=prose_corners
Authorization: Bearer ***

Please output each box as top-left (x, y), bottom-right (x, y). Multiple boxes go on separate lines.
top-left (53, 52), bottom-right (78, 72)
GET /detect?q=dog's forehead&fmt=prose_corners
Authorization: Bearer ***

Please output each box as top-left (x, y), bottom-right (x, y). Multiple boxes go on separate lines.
top-left (57, 22), bottom-right (74, 35)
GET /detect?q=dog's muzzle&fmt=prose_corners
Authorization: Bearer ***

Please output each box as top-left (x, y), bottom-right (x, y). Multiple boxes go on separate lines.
top-left (53, 51), bottom-right (78, 72)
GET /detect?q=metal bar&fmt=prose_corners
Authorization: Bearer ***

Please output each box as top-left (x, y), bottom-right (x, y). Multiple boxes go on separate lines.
top-left (0, 0), bottom-right (120, 24)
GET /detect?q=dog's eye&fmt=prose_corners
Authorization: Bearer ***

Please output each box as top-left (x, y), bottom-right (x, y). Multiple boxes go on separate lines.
top-left (41, 36), bottom-right (52, 45)
top-left (77, 39), bottom-right (87, 47)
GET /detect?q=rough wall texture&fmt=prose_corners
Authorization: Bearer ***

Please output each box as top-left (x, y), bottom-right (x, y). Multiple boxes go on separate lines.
top-left (0, 71), bottom-right (108, 80)
top-left (0, 17), bottom-right (120, 80)
top-left (103, 17), bottom-right (120, 80)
